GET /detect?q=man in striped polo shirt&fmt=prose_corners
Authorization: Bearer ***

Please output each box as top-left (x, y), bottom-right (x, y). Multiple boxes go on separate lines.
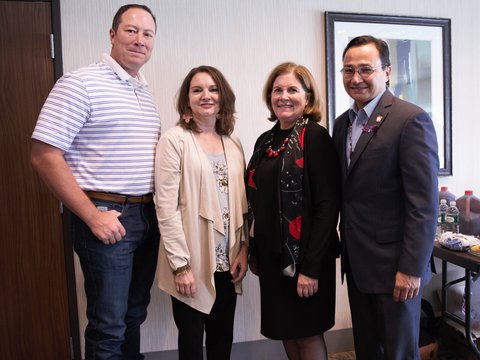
top-left (31, 5), bottom-right (161, 359)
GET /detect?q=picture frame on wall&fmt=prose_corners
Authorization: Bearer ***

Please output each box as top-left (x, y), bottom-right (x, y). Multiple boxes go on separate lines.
top-left (325, 12), bottom-right (452, 175)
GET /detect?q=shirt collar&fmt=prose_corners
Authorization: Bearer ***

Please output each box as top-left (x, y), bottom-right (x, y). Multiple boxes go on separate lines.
top-left (101, 53), bottom-right (148, 87)
top-left (349, 89), bottom-right (386, 121)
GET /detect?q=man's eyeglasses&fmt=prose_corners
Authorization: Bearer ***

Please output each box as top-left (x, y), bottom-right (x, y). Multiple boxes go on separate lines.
top-left (340, 65), bottom-right (383, 78)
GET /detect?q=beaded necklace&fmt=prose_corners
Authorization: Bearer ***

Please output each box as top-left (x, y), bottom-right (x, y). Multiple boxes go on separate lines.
top-left (264, 125), bottom-right (295, 158)
top-left (265, 137), bottom-right (289, 157)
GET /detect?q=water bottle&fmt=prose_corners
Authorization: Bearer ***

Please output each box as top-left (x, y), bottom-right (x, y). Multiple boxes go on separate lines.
top-left (436, 199), bottom-right (448, 238)
top-left (444, 201), bottom-right (460, 234)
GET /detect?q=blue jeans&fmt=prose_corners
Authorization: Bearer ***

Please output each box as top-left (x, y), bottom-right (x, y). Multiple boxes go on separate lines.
top-left (73, 199), bottom-right (160, 360)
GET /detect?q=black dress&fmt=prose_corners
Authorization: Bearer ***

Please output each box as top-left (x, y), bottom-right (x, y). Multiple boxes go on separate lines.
top-left (248, 122), bottom-right (340, 340)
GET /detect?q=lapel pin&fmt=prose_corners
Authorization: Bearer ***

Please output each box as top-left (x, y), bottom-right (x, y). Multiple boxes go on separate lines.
top-left (375, 115), bottom-right (383, 123)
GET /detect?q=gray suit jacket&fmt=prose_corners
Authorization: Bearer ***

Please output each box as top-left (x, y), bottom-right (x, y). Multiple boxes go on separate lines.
top-left (333, 90), bottom-right (439, 294)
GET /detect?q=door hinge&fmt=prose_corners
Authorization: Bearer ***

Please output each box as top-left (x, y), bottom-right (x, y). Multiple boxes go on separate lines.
top-left (50, 33), bottom-right (55, 59)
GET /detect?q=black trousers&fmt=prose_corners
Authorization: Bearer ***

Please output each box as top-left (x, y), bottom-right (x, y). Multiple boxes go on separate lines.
top-left (171, 271), bottom-right (237, 360)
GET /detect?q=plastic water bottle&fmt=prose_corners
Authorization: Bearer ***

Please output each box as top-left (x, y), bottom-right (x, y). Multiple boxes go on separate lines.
top-left (436, 199), bottom-right (448, 238)
top-left (444, 201), bottom-right (460, 233)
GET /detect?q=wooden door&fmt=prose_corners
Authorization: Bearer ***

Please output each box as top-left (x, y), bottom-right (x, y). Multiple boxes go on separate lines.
top-left (0, 1), bottom-right (73, 359)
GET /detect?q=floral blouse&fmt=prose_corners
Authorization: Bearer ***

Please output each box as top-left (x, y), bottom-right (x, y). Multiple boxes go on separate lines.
top-left (207, 152), bottom-right (230, 272)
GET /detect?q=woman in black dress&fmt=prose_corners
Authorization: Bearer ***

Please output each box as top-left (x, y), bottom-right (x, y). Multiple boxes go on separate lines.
top-left (246, 62), bottom-right (340, 360)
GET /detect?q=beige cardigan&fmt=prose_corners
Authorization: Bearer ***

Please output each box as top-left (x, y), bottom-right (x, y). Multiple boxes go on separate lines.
top-left (154, 126), bottom-right (248, 314)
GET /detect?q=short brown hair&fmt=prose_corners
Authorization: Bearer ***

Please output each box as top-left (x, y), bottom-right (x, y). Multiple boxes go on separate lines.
top-left (176, 66), bottom-right (236, 135)
top-left (263, 62), bottom-right (322, 122)
top-left (112, 4), bottom-right (157, 32)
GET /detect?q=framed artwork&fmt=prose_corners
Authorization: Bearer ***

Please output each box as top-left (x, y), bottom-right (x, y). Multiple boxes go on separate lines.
top-left (325, 12), bottom-right (452, 175)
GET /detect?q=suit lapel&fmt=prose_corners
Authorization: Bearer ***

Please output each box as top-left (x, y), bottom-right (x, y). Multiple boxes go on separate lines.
top-left (336, 112), bottom-right (350, 179)
top-left (347, 91), bottom-right (393, 174)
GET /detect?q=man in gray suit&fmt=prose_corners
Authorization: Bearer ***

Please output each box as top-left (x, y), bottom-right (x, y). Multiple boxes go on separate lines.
top-left (333, 35), bottom-right (439, 360)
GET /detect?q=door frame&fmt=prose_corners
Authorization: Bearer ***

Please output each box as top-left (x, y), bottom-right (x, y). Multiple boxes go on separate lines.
top-left (51, 0), bottom-right (82, 358)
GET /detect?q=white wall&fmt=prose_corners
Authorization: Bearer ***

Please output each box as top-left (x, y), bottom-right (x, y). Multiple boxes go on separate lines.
top-left (61, 0), bottom-right (480, 353)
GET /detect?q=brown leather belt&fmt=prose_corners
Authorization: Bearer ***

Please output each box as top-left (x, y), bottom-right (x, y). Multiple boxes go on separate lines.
top-left (85, 191), bottom-right (153, 204)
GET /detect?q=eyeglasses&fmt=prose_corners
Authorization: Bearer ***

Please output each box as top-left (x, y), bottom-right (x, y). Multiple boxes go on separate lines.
top-left (340, 65), bottom-right (383, 78)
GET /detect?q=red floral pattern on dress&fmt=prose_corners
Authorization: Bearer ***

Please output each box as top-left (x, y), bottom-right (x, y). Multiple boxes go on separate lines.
top-left (248, 169), bottom-right (257, 189)
top-left (296, 157), bottom-right (304, 168)
top-left (289, 216), bottom-right (302, 240)
top-left (299, 128), bottom-right (306, 149)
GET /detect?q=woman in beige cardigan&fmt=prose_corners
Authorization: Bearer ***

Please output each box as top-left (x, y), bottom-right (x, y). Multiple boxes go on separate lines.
top-left (155, 65), bottom-right (249, 359)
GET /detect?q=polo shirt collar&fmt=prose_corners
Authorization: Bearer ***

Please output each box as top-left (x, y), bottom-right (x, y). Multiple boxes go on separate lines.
top-left (102, 53), bottom-right (148, 87)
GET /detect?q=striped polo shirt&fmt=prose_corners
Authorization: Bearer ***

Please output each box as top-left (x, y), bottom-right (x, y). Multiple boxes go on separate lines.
top-left (32, 54), bottom-right (161, 195)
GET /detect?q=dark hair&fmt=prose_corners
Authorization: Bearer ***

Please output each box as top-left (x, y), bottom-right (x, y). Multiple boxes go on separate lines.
top-left (342, 35), bottom-right (391, 67)
top-left (112, 4), bottom-right (157, 32)
top-left (263, 62), bottom-right (322, 123)
top-left (342, 35), bottom-right (391, 87)
top-left (177, 66), bottom-right (236, 135)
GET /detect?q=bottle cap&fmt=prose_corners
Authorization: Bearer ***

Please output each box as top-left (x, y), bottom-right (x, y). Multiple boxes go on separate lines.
top-left (465, 190), bottom-right (473, 195)
top-left (440, 199), bottom-right (447, 204)
top-left (450, 201), bottom-right (456, 206)
top-left (440, 186), bottom-right (449, 191)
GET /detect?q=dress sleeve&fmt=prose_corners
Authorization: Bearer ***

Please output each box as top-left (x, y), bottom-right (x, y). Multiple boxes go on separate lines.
top-left (154, 129), bottom-right (190, 271)
top-left (299, 123), bottom-right (341, 278)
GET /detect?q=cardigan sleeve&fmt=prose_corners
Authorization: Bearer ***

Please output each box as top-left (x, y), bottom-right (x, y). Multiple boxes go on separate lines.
top-left (154, 128), bottom-right (191, 271)
top-left (299, 123), bottom-right (341, 278)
